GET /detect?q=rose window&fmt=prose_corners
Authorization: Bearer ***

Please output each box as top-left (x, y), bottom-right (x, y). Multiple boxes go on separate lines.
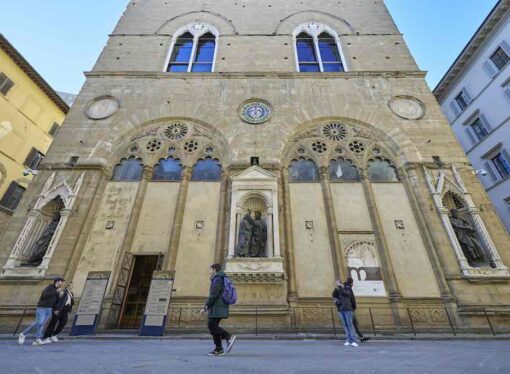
top-left (349, 141), bottom-right (365, 154)
top-left (184, 140), bottom-right (199, 153)
top-left (163, 123), bottom-right (188, 140)
top-left (297, 146), bottom-right (306, 155)
top-left (322, 123), bottom-right (347, 141)
top-left (311, 141), bottom-right (327, 154)
top-left (205, 146), bottom-right (214, 154)
top-left (146, 139), bottom-right (162, 153)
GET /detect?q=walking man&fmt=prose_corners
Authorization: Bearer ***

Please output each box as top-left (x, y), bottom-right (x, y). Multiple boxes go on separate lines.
top-left (18, 277), bottom-right (64, 346)
top-left (201, 263), bottom-right (236, 356)
top-left (332, 278), bottom-right (359, 347)
top-left (43, 282), bottom-right (74, 343)
top-left (345, 277), bottom-right (369, 343)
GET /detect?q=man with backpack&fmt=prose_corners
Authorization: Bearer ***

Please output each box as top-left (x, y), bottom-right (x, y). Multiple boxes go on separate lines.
top-left (201, 263), bottom-right (237, 356)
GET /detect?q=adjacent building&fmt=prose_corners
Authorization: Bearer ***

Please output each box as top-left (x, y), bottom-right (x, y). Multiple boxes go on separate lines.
top-left (1, 0), bottom-right (510, 333)
top-left (0, 34), bottom-right (69, 234)
top-left (434, 0), bottom-right (510, 233)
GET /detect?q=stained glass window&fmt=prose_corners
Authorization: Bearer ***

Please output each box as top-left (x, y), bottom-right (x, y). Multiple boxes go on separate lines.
top-left (112, 157), bottom-right (144, 181)
top-left (152, 158), bottom-right (183, 181)
top-left (329, 159), bottom-right (360, 181)
top-left (289, 158), bottom-right (320, 182)
top-left (191, 158), bottom-right (222, 181)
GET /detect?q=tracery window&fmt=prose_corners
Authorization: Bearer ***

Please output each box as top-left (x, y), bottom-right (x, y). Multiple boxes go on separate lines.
top-left (295, 23), bottom-right (345, 73)
top-left (191, 157), bottom-right (222, 181)
top-left (367, 158), bottom-right (398, 182)
top-left (167, 24), bottom-right (217, 73)
top-left (152, 157), bottom-right (183, 181)
top-left (329, 158), bottom-right (360, 181)
top-left (112, 157), bottom-right (144, 181)
top-left (289, 158), bottom-right (319, 182)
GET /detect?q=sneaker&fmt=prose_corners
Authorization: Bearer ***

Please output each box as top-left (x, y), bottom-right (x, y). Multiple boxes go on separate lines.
top-left (351, 342), bottom-right (359, 347)
top-left (42, 338), bottom-right (52, 345)
top-left (344, 342), bottom-right (351, 346)
top-left (360, 336), bottom-right (370, 343)
top-left (50, 336), bottom-right (59, 343)
top-left (208, 349), bottom-right (225, 356)
top-left (32, 339), bottom-right (43, 346)
top-left (18, 333), bottom-right (26, 345)
top-left (226, 335), bottom-right (237, 353)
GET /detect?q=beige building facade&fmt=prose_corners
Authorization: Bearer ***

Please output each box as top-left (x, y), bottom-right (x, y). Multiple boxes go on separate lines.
top-left (1, 0), bottom-right (510, 332)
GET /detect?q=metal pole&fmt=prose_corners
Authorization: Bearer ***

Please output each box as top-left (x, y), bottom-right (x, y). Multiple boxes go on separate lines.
top-left (13, 307), bottom-right (28, 336)
top-left (255, 307), bottom-right (258, 336)
top-left (406, 308), bottom-right (416, 336)
top-left (444, 307), bottom-right (456, 336)
top-left (368, 307), bottom-right (376, 336)
top-left (177, 308), bottom-right (182, 329)
top-left (330, 307), bottom-right (337, 337)
top-left (484, 310), bottom-right (496, 336)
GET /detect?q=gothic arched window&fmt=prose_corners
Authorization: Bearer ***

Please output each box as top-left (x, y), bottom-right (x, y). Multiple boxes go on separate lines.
top-left (152, 157), bottom-right (183, 181)
top-left (329, 158), bottom-right (360, 181)
top-left (112, 157), bottom-right (144, 181)
top-left (295, 24), bottom-right (345, 73)
top-left (167, 25), bottom-right (217, 73)
top-left (289, 158), bottom-right (319, 182)
top-left (191, 157), bottom-right (222, 181)
top-left (367, 158), bottom-right (399, 182)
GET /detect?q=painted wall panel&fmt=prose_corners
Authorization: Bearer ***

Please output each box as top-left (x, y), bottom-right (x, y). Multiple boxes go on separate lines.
top-left (330, 183), bottom-right (372, 232)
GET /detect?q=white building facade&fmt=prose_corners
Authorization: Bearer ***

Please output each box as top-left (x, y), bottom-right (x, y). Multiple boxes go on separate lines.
top-left (435, 0), bottom-right (510, 234)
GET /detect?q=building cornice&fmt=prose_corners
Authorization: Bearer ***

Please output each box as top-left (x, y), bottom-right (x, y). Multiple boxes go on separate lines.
top-left (433, 0), bottom-right (510, 100)
top-left (84, 70), bottom-right (427, 79)
top-left (0, 34), bottom-right (69, 114)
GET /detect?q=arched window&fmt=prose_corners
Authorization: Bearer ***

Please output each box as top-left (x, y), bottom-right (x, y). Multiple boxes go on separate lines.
top-left (152, 157), bottom-right (183, 181)
top-left (329, 158), bottom-right (360, 181)
top-left (191, 157), bottom-right (222, 181)
top-left (289, 158), bottom-right (319, 182)
top-left (367, 158), bottom-right (398, 182)
top-left (295, 24), bottom-right (345, 73)
top-left (112, 157), bottom-right (144, 181)
top-left (167, 25), bottom-right (217, 73)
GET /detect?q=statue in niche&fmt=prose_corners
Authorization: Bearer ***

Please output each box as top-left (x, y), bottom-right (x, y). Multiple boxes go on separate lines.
top-left (449, 209), bottom-right (494, 268)
top-left (23, 215), bottom-right (61, 267)
top-left (236, 210), bottom-right (267, 258)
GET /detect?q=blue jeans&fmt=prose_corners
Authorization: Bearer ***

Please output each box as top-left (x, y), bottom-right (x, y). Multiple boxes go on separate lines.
top-left (339, 310), bottom-right (357, 344)
top-left (22, 307), bottom-right (52, 339)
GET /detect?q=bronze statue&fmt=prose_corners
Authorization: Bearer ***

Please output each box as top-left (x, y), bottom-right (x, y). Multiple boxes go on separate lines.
top-left (449, 209), bottom-right (490, 267)
top-left (24, 216), bottom-right (60, 266)
top-left (235, 211), bottom-right (267, 258)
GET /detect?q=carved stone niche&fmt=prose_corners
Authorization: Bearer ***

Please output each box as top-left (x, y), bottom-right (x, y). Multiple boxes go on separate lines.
top-left (225, 166), bottom-right (284, 283)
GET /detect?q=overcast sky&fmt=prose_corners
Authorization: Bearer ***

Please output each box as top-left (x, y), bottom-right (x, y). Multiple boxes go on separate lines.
top-left (0, 0), bottom-right (499, 94)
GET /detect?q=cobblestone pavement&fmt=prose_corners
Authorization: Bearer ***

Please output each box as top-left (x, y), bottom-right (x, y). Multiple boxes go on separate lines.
top-left (1, 339), bottom-right (509, 373)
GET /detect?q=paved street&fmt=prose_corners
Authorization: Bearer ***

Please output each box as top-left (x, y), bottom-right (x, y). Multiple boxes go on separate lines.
top-left (1, 339), bottom-right (509, 374)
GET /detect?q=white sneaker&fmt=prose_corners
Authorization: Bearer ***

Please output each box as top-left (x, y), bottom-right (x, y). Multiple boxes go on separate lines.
top-left (32, 339), bottom-right (43, 346)
top-left (42, 338), bottom-right (52, 345)
top-left (50, 336), bottom-right (59, 343)
top-left (351, 342), bottom-right (359, 347)
top-left (18, 333), bottom-right (26, 345)
top-left (344, 342), bottom-right (351, 346)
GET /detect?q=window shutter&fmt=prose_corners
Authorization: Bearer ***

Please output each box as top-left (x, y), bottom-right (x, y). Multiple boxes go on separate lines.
top-left (502, 149), bottom-right (510, 169)
top-left (449, 101), bottom-right (461, 117)
top-left (500, 41), bottom-right (510, 56)
top-left (483, 60), bottom-right (498, 78)
top-left (23, 148), bottom-right (37, 168)
top-left (504, 88), bottom-right (510, 104)
top-left (484, 161), bottom-right (499, 182)
top-left (462, 87), bottom-right (473, 104)
top-left (479, 113), bottom-right (492, 132)
top-left (465, 126), bottom-right (477, 145)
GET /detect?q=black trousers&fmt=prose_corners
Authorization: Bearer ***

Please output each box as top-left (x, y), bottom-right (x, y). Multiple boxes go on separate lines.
top-left (352, 314), bottom-right (364, 338)
top-left (43, 311), bottom-right (69, 339)
top-left (208, 318), bottom-right (230, 349)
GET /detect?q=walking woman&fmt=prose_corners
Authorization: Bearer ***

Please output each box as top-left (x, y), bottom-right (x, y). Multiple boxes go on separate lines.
top-left (332, 279), bottom-right (359, 347)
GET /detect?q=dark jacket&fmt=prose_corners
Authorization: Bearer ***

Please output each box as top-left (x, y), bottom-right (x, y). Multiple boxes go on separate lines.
top-left (332, 285), bottom-right (356, 311)
top-left (205, 271), bottom-right (229, 319)
top-left (37, 284), bottom-right (58, 308)
top-left (56, 289), bottom-right (75, 313)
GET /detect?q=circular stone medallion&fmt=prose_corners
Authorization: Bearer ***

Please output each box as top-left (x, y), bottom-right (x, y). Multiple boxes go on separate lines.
top-left (388, 96), bottom-right (425, 120)
top-left (85, 96), bottom-right (120, 120)
top-left (240, 100), bottom-right (273, 124)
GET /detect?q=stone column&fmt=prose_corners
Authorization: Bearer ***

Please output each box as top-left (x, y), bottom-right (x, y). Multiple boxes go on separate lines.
top-left (214, 169), bottom-right (229, 264)
top-left (359, 168), bottom-right (402, 304)
top-left (266, 208), bottom-right (274, 257)
top-left (166, 166), bottom-right (192, 271)
top-left (281, 168), bottom-right (298, 299)
top-left (319, 166), bottom-right (346, 281)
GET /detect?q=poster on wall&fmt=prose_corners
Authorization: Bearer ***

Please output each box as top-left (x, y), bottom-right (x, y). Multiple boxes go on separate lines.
top-left (346, 241), bottom-right (386, 297)
top-left (70, 271), bottom-right (110, 336)
top-left (139, 271), bottom-right (175, 336)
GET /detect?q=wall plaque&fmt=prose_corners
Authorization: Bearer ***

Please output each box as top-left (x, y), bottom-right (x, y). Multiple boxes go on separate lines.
top-left (388, 96), bottom-right (425, 120)
top-left (85, 96), bottom-right (120, 120)
top-left (239, 99), bottom-right (273, 124)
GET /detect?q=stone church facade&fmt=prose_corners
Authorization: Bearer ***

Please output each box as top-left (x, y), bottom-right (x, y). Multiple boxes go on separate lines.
top-left (1, 0), bottom-right (510, 332)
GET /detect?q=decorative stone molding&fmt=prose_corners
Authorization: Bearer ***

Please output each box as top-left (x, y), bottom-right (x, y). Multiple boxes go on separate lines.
top-left (2, 172), bottom-right (85, 278)
top-left (228, 272), bottom-right (285, 284)
top-left (424, 165), bottom-right (509, 280)
top-left (388, 96), bottom-right (426, 120)
top-left (84, 96), bottom-right (120, 120)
